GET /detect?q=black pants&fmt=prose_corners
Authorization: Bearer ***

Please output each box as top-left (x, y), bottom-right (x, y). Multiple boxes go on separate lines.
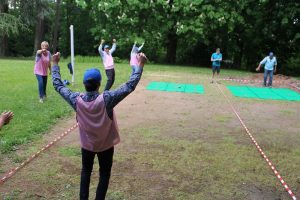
top-left (104, 69), bottom-right (115, 91)
top-left (80, 147), bottom-right (114, 200)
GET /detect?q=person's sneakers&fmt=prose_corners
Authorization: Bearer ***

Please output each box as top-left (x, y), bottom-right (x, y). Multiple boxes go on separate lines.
top-left (39, 99), bottom-right (44, 103)
top-left (210, 80), bottom-right (214, 83)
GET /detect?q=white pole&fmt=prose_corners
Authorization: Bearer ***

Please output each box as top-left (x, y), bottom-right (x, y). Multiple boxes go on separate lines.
top-left (70, 25), bottom-right (75, 84)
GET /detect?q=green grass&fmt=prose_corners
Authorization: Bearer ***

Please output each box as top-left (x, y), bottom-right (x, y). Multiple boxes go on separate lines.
top-left (0, 58), bottom-right (251, 153)
top-left (0, 58), bottom-right (299, 199)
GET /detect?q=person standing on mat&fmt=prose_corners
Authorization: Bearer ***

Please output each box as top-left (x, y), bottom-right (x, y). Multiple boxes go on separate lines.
top-left (256, 52), bottom-right (277, 87)
top-left (52, 51), bottom-right (147, 200)
top-left (130, 41), bottom-right (144, 72)
top-left (211, 48), bottom-right (222, 83)
top-left (98, 39), bottom-right (117, 90)
top-left (34, 41), bottom-right (52, 103)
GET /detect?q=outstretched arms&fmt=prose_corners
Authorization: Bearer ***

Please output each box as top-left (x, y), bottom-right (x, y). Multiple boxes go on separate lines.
top-left (104, 53), bottom-right (148, 111)
top-left (52, 52), bottom-right (80, 110)
top-left (110, 39), bottom-right (117, 54)
top-left (138, 42), bottom-right (145, 51)
top-left (98, 39), bottom-right (105, 57)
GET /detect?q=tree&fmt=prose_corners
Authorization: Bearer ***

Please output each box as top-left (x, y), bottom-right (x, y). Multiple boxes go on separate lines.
top-left (0, 0), bottom-right (24, 56)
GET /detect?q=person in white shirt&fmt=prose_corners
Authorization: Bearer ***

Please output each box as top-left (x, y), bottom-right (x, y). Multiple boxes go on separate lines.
top-left (256, 52), bottom-right (277, 87)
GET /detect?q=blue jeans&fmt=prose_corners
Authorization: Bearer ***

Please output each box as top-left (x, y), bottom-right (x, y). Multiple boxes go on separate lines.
top-left (80, 147), bottom-right (114, 200)
top-left (35, 75), bottom-right (48, 98)
top-left (264, 70), bottom-right (273, 86)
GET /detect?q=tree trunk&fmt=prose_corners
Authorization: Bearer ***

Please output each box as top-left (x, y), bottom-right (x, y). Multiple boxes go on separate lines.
top-left (165, 0), bottom-right (177, 64)
top-left (0, 2), bottom-right (9, 56)
top-left (34, 0), bottom-right (45, 54)
top-left (52, 0), bottom-right (61, 52)
top-left (166, 30), bottom-right (177, 64)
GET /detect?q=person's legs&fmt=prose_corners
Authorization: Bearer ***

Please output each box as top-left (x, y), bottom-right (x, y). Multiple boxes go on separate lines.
top-left (268, 70), bottom-right (273, 87)
top-left (104, 69), bottom-right (115, 90)
top-left (216, 66), bottom-right (221, 83)
top-left (80, 148), bottom-right (96, 200)
top-left (211, 66), bottom-right (216, 83)
top-left (263, 69), bottom-right (268, 86)
top-left (42, 76), bottom-right (48, 99)
top-left (95, 147), bottom-right (114, 200)
top-left (36, 75), bottom-right (44, 101)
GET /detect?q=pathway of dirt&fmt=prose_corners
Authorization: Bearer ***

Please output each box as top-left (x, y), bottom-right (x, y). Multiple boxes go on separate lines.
top-left (0, 74), bottom-right (299, 200)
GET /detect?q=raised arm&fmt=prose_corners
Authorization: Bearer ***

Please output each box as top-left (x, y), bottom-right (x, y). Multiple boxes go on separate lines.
top-left (48, 51), bottom-right (52, 74)
top-left (131, 42), bottom-right (137, 54)
top-left (104, 53), bottom-right (147, 111)
top-left (98, 39), bottom-right (105, 57)
top-left (51, 53), bottom-right (80, 111)
top-left (110, 39), bottom-right (117, 54)
top-left (138, 42), bottom-right (145, 51)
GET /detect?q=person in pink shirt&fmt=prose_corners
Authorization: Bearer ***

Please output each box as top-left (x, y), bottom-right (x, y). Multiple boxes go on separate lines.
top-left (130, 41), bottom-right (144, 72)
top-left (98, 39), bottom-right (117, 91)
top-left (34, 41), bottom-right (52, 103)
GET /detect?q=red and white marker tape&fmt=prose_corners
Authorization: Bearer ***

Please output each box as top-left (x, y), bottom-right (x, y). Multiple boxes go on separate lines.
top-left (221, 78), bottom-right (286, 84)
top-left (0, 123), bottom-right (78, 186)
top-left (216, 84), bottom-right (297, 200)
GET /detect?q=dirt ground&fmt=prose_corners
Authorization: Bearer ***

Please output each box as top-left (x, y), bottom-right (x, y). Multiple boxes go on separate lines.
top-left (0, 72), bottom-right (300, 200)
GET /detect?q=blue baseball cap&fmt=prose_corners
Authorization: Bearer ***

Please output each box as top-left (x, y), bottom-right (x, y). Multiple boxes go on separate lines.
top-left (104, 45), bottom-right (110, 49)
top-left (83, 68), bottom-right (101, 83)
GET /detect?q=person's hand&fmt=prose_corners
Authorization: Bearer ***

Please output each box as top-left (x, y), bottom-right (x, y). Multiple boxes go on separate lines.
top-left (52, 52), bottom-right (60, 65)
top-left (134, 41), bottom-right (137, 44)
top-left (256, 66), bottom-right (260, 71)
top-left (101, 39), bottom-right (105, 44)
top-left (0, 111), bottom-right (14, 129)
top-left (113, 39), bottom-right (116, 43)
top-left (137, 52), bottom-right (148, 67)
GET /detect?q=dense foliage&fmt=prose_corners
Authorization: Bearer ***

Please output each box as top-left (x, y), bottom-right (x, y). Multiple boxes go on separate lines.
top-left (0, 0), bottom-right (299, 75)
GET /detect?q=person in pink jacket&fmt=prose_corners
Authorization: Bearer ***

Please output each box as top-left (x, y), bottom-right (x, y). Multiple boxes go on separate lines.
top-left (130, 41), bottom-right (144, 72)
top-left (98, 39), bottom-right (117, 91)
top-left (52, 51), bottom-right (148, 200)
top-left (33, 41), bottom-right (52, 103)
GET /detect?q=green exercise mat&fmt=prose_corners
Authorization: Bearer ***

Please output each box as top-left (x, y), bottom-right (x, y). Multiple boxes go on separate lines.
top-left (227, 86), bottom-right (300, 101)
top-left (146, 82), bottom-right (204, 94)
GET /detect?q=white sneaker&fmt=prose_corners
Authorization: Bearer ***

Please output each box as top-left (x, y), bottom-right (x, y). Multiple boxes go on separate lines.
top-left (39, 99), bottom-right (44, 103)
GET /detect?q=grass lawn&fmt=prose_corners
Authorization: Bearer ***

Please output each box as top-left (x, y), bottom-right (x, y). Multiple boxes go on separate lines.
top-left (0, 58), bottom-right (299, 200)
top-left (0, 58), bottom-right (251, 153)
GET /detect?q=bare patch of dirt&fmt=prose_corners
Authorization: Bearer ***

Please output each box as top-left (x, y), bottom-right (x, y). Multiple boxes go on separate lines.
top-left (240, 184), bottom-right (282, 200)
top-left (1, 76), bottom-right (299, 200)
